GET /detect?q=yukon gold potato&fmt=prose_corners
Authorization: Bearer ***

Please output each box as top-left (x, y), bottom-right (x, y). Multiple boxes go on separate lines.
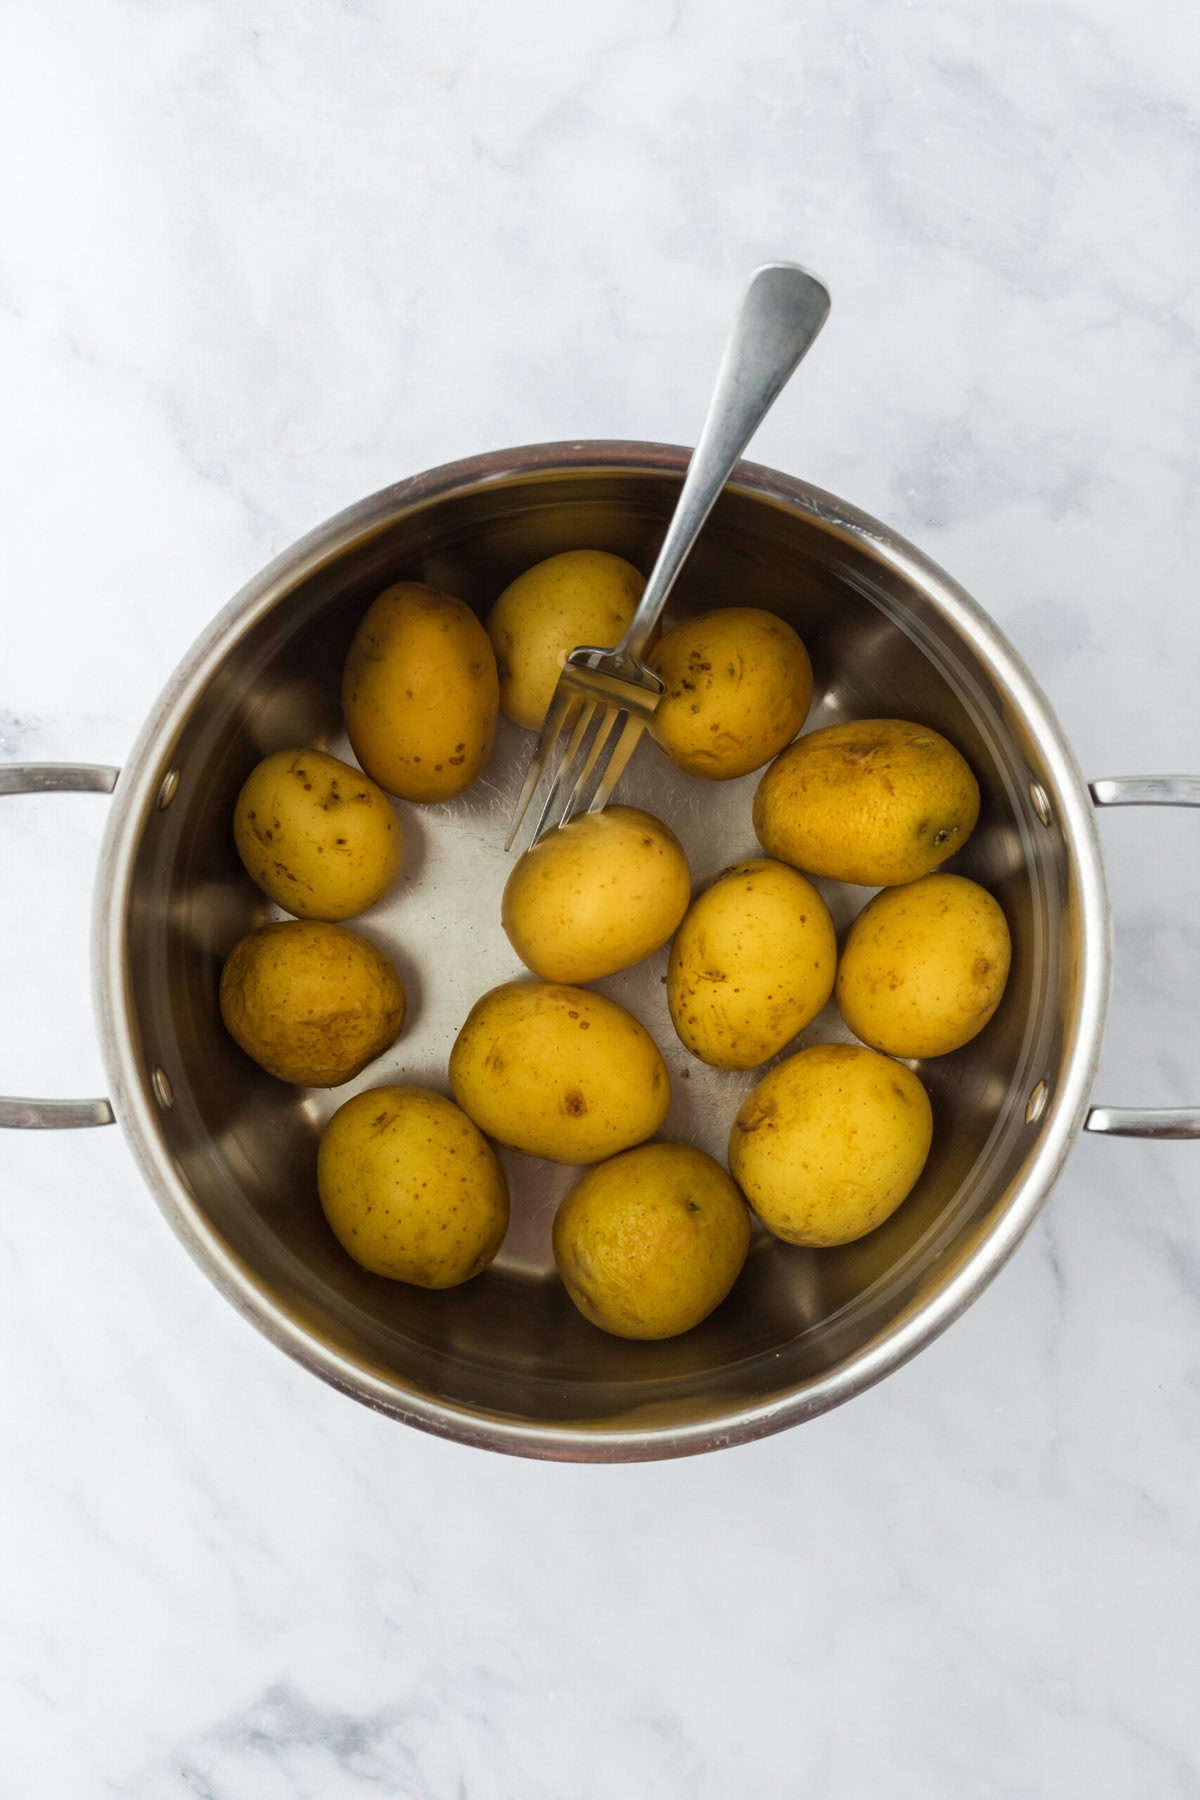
top-left (342, 582), bottom-right (498, 802)
top-left (648, 607), bottom-right (813, 780)
top-left (553, 1143), bottom-right (750, 1340)
top-left (668, 859), bottom-right (835, 1069)
top-left (729, 1043), bottom-right (932, 1247)
top-left (449, 981), bottom-right (670, 1164)
top-left (753, 718), bottom-right (980, 887)
top-left (318, 1085), bottom-right (508, 1287)
top-left (219, 920), bottom-right (405, 1087)
top-left (487, 549), bottom-right (644, 730)
top-left (232, 748), bottom-right (401, 920)
top-left (837, 874), bottom-right (1012, 1058)
top-left (502, 806), bottom-right (690, 983)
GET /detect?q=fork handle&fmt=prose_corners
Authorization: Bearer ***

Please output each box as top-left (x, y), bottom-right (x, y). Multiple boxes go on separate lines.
top-left (618, 262), bottom-right (831, 660)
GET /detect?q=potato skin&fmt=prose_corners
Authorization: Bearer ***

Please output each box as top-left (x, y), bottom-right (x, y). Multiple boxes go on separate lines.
top-left (232, 748), bottom-right (401, 920)
top-left (501, 806), bottom-right (690, 983)
top-left (836, 874), bottom-right (1012, 1058)
top-left (487, 549), bottom-right (644, 730)
top-left (318, 1085), bottom-right (508, 1287)
top-left (753, 718), bottom-right (980, 887)
top-left (648, 608), bottom-right (813, 780)
top-left (342, 582), bottom-right (498, 802)
top-left (728, 1043), bottom-right (932, 1247)
top-left (668, 859), bottom-right (836, 1069)
top-left (449, 980), bottom-right (670, 1164)
top-left (219, 920), bottom-right (405, 1087)
top-left (553, 1143), bottom-right (750, 1339)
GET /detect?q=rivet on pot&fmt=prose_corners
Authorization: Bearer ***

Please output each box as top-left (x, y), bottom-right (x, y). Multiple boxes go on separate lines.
top-left (152, 1067), bottom-right (175, 1109)
top-left (1029, 782), bottom-right (1053, 827)
top-left (1025, 1079), bottom-right (1049, 1124)
top-left (157, 768), bottom-right (180, 811)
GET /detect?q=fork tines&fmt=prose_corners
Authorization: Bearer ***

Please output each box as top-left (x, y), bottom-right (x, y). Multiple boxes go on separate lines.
top-left (504, 666), bottom-right (662, 852)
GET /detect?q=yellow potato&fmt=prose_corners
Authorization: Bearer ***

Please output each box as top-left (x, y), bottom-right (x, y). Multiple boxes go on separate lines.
top-left (837, 873), bottom-right (1012, 1058)
top-left (342, 582), bottom-right (498, 802)
top-left (729, 1043), bottom-right (932, 1247)
top-left (553, 1143), bottom-right (750, 1340)
top-left (232, 748), bottom-right (401, 921)
top-left (648, 607), bottom-right (813, 779)
top-left (219, 920), bottom-right (405, 1087)
top-left (753, 718), bottom-right (980, 886)
top-left (449, 980), bottom-right (670, 1164)
top-left (668, 859), bottom-right (836, 1069)
top-left (318, 1085), bottom-right (508, 1287)
top-left (501, 806), bottom-right (690, 983)
top-left (487, 549), bottom-right (644, 730)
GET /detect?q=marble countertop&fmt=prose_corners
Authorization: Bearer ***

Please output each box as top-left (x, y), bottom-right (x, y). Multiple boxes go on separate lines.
top-left (4, 2), bottom-right (1200, 1794)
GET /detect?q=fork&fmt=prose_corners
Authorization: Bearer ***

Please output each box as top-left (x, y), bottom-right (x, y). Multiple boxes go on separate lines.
top-left (505, 261), bottom-right (831, 852)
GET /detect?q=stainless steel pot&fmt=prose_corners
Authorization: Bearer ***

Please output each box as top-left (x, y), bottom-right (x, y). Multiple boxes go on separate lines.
top-left (4, 442), bottom-right (1197, 1460)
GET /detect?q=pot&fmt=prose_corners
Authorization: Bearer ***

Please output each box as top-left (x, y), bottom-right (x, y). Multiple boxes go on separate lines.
top-left (3, 442), bottom-right (1196, 1460)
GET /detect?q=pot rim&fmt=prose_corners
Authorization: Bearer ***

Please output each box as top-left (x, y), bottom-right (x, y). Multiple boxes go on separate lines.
top-left (92, 440), bottom-right (1111, 1460)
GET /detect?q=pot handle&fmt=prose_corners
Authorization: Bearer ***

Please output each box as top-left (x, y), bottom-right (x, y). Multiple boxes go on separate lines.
top-left (1085, 774), bottom-right (1200, 1140)
top-left (0, 764), bottom-right (119, 1129)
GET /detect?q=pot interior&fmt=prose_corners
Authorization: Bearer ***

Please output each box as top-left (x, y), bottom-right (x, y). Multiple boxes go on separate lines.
top-left (112, 454), bottom-right (1089, 1451)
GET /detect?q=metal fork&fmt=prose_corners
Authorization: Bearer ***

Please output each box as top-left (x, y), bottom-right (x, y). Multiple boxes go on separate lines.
top-left (505, 261), bottom-right (831, 852)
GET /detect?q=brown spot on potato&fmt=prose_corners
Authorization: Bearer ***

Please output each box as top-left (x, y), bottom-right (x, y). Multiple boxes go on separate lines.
top-left (737, 1097), bottom-right (778, 1133)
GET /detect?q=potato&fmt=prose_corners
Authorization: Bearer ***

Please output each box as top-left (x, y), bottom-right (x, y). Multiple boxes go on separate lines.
top-left (487, 549), bottom-right (644, 730)
top-left (553, 1143), bottom-right (750, 1339)
top-left (836, 873), bottom-right (1012, 1058)
top-left (219, 920), bottom-right (405, 1087)
top-left (318, 1085), bottom-right (508, 1287)
top-left (729, 1043), bottom-right (932, 1247)
top-left (342, 582), bottom-right (498, 802)
top-left (232, 748), bottom-right (401, 921)
top-left (668, 859), bottom-right (836, 1069)
top-left (648, 607), bottom-right (813, 779)
top-left (753, 718), bottom-right (980, 887)
top-left (449, 980), bottom-right (670, 1164)
top-left (502, 806), bottom-right (690, 983)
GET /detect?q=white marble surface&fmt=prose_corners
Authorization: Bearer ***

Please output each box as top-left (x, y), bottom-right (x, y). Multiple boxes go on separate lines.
top-left (3, 1), bottom-right (1200, 1793)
